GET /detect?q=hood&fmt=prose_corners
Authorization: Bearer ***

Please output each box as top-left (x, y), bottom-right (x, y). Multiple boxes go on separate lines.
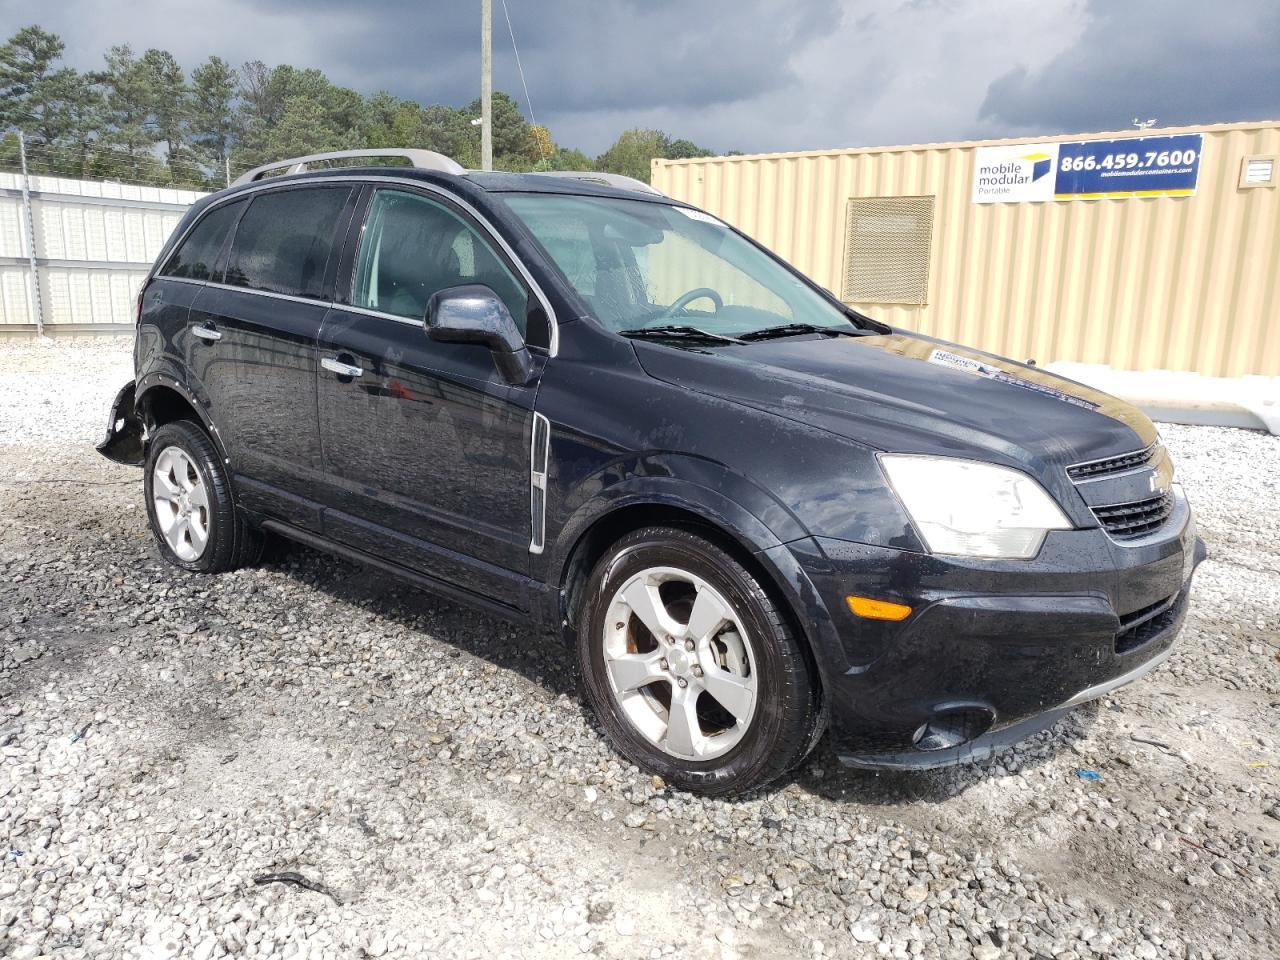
top-left (632, 331), bottom-right (1157, 474)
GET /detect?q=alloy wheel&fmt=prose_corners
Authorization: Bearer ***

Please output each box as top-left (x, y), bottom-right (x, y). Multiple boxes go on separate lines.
top-left (151, 446), bottom-right (210, 562)
top-left (602, 565), bottom-right (758, 761)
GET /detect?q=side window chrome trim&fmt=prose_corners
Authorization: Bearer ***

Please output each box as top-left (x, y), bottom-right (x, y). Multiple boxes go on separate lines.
top-left (152, 277), bottom-right (410, 318)
top-left (160, 174), bottom-right (561, 357)
top-left (341, 303), bottom-right (425, 327)
top-left (529, 412), bottom-right (551, 555)
top-left (201, 279), bottom-right (331, 309)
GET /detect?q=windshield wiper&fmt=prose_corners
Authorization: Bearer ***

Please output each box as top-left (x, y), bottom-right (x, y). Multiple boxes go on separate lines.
top-left (738, 323), bottom-right (860, 342)
top-left (619, 325), bottom-right (745, 344)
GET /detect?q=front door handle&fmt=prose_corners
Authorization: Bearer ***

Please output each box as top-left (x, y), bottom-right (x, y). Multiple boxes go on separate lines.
top-left (191, 324), bottom-right (222, 342)
top-left (321, 356), bottom-right (363, 378)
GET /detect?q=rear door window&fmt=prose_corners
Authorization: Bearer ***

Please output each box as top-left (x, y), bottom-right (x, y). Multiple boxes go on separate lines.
top-left (351, 189), bottom-right (529, 331)
top-left (162, 199), bottom-right (246, 281)
top-left (224, 187), bottom-right (351, 298)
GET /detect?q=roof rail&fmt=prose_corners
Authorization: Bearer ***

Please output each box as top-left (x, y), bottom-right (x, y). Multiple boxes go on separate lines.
top-left (232, 148), bottom-right (465, 186)
top-left (535, 171), bottom-right (665, 197)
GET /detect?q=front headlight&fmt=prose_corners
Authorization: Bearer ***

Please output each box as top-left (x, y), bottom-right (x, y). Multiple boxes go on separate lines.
top-left (880, 455), bottom-right (1071, 559)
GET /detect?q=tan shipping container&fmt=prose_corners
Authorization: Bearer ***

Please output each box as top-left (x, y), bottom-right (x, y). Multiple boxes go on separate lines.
top-left (652, 121), bottom-right (1280, 378)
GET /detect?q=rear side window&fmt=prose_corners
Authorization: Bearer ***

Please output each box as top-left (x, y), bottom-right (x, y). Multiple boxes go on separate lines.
top-left (224, 187), bottom-right (350, 298)
top-left (163, 199), bottom-right (245, 280)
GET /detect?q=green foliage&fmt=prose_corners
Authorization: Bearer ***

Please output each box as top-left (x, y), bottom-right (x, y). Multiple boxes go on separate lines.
top-left (0, 24), bottom-right (108, 177)
top-left (664, 138), bottom-right (715, 160)
top-left (102, 45), bottom-right (154, 156)
top-left (596, 128), bottom-right (664, 182)
top-left (595, 128), bottom-right (717, 183)
top-left (551, 146), bottom-right (594, 171)
top-left (0, 25), bottom-right (65, 130)
top-left (232, 61), bottom-right (366, 172)
top-left (0, 24), bottom-right (722, 189)
top-left (465, 90), bottom-right (542, 169)
top-left (361, 95), bottom-right (480, 167)
top-left (190, 57), bottom-right (237, 174)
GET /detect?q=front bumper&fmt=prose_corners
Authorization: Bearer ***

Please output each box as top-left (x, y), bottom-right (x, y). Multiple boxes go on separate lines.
top-left (788, 488), bottom-right (1206, 769)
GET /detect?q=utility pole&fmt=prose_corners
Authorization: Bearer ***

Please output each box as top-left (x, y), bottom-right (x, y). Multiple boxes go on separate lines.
top-left (224, 155), bottom-right (231, 189)
top-left (17, 132), bottom-right (44, 336)
top-left (481, 0), bottom-right (493, 171)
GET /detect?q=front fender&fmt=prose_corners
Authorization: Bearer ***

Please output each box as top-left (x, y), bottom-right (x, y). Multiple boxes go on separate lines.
top-left (546, 453), bottom-right (810, 579)
top-left (545, 469), bottom-right (849, 692)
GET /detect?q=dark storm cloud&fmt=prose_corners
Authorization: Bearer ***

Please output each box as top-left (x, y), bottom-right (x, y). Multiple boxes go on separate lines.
top-left (1, 0), bottom-right (844, 151)
top-left (980, 0), bottom-right (1280, 133)
top-left (245, 0), bottom-right (845, 126)
top-left (2, 0), bottom-right (1276, 155)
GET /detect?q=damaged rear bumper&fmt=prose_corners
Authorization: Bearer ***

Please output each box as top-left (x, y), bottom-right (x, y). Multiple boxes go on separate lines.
top-left (97, 380), bottom-right (145, 466)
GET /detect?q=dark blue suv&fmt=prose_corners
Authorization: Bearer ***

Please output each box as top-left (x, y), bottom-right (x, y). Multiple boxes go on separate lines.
top-left (99, 149), bottom-right (1205, 795)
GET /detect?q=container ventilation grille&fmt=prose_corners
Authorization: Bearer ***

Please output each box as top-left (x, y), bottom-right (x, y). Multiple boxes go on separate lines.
top-left (842, 195), bottom-right (935, 306)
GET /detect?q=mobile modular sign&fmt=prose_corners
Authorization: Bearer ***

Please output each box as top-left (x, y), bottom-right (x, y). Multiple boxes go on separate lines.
top-left (972, 133), bottom-right (1202, 203)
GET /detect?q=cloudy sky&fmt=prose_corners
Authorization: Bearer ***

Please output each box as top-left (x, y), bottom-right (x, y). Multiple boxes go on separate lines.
top-left (4, 0), bottom-right (1278, 155)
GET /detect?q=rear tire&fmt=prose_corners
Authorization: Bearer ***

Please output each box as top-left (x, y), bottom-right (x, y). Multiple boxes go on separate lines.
top-left (578, 526), bottom-right (821, 796)
top-left (144, 421), bottom-right (262, 574)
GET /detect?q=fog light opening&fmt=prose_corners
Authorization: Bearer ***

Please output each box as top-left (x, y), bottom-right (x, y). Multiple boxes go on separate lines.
top-left (911, 708), bottom-right (994, 752)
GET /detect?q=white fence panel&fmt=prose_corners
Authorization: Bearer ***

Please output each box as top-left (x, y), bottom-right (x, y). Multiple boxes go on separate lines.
top-left (0, 199), bottom-right (25, 259)
top-left (0, 171), bottom-right (205, 332)
top-left (0, 268), bottom-right (33, 324)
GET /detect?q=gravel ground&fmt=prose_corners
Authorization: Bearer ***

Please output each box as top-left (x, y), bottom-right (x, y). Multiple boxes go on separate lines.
top-left (1, 337), bottom-right (1277, 960)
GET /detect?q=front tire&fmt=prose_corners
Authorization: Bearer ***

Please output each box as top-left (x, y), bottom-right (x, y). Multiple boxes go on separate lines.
top-left (144, 421), bottom-right (261, 574)
top-left (578, 527), bottom-right (821, 796)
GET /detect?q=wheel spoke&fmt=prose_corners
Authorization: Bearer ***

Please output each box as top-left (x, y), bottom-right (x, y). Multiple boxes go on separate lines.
top-left (153, 498), bottom-right (178, 533)
top-left (153, 452), bottom-right (182, 501)
top-left (178, 459), bottom-right (196, 491)
top-left (607, 651), bottom-right (665, 693)
top-left (685, 584), bottom-right (729, 643)
top-left (187, 512), bottom-right (209, 552)
top-left (663, 687), bottom-right (704, 758)
top-left (621, 579), bottom-right (679, 641)
top-left (699, 667), bottom-right (755, 722)
top-left (187, 481), bottom-right (209, 510)
top-left (166, 515), bottom-right (189, 551)
top-left (154, 471), bottom-right (182, 501)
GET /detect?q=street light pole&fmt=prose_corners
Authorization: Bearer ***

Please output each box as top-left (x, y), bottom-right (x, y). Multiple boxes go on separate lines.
top-left (481, 0), bottom-right (493, 171)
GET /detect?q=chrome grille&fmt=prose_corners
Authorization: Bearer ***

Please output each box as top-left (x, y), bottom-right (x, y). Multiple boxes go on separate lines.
top-left (1067, 441), bottom-right (1160, 481)
top-left (1092, 492), bottom-right (1174, 540)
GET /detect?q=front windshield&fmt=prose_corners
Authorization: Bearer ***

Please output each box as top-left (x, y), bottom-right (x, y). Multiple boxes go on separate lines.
top-left (502, 193), bottom-right (857, 337)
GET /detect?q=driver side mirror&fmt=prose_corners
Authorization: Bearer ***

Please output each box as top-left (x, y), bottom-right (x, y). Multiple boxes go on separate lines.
top-left (424, 285), bottom-right (535, 386)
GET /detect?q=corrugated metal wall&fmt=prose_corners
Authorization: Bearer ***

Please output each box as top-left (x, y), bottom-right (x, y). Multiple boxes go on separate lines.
top-left (652, 122), bottom-right (1280, 377)
top-left (0, 172), bottom-right (203, 330)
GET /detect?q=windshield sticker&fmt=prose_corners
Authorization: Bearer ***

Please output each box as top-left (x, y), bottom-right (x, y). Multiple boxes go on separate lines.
top-left (673, 207), bottom-right (725, 226)
top-left (927, 349), bottom-right (1099, 410)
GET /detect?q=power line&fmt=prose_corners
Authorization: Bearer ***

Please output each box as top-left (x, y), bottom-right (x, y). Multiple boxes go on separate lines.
top-left (6, 138), bottom-right (251, 182)
top-left (0, 149), bottom-right (221, 190)
top-left (500, 0), bottom-right (548, 161)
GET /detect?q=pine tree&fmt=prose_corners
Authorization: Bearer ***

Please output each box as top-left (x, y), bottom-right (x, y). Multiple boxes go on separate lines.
top-left (190, 56), bottom-right (237, 184)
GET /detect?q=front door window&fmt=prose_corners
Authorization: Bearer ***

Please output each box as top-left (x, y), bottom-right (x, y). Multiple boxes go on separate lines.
top-left (352, 189), bottom-right (529, 329)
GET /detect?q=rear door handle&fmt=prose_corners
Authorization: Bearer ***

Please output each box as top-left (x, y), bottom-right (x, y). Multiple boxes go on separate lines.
top-left (321, 356), bottom-right (363, 378)
top-left (191, 324), bottom-right (222, 342)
